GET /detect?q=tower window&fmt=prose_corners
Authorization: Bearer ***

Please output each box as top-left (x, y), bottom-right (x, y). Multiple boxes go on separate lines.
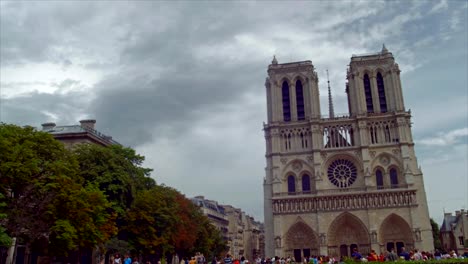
top-left (377, 72), bottom-right (387, 113)
top-left (288, 175), bottom-right (296, 193)
top-left (282, 81), bottom-right (291, 121)
top-left (296, 80), bottom-right (305, 120)
top-left (390, 168), bottom-right (398, 188)
top-left (376, 169), bottom-right (384, 189)
top-left (302, 174), bottom-right (310, 193)
top-left (363, 74), bottom-right (374, 113)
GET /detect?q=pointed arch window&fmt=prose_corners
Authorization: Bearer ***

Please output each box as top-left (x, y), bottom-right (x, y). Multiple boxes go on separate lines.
top-left (363, 74), bottom-right (374, 113)
top-left (302, 174), bottom-right (310, 193)
top-left (390, 168), bottom-right (399, 188)
top-left (377, 72), bottom-right (387, 113)
top-left (296, 80), bottom-right (305, 120)
top-left (376, 169), bottom-right (384, 190)
top-left (282, 81), bottom-right (291, 122)
top-left (287, 175), bottom-right (296, 193)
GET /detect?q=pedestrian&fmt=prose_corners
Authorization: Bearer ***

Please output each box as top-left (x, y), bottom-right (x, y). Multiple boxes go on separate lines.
top-left (124, 254), bottom-right (132, 264)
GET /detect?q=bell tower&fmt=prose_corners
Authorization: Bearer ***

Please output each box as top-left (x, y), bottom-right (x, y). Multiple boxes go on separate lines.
top-left (346, 45), bottom-right (406, 116)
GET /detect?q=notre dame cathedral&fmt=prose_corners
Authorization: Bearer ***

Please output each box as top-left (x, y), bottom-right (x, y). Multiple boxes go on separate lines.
top-left (262, 46), bottom-right (434, 259)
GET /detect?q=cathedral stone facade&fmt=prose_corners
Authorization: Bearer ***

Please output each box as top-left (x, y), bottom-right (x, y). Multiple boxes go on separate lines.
top-left (263, 47), bottom-right (434, 260)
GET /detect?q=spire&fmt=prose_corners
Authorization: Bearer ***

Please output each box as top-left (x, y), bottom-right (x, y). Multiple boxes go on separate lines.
top-left (272, 55), bottom-right (278, 65)
top-left (327, 69), bottom-right (335, 118)
top-left (382, 43), bottom-right (388, 53)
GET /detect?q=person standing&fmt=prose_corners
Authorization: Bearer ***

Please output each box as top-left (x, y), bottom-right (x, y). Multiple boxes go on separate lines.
top-left (124, 254), bottom-right (132, 264)
top-left (351, 248), bottom-right (362, 261)
top-left (224, 255), bottom-right (233, 264)
top-left (114, 254), bottom-right (122, 264)
top-left (399, 247), bottom-right (410, 261)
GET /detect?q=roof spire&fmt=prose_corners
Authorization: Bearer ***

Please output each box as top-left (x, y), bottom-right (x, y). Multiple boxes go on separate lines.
top-left (327, 69), bottom-right (335, 118)
top-left (382, 43), bottom-right (388, 53)
top-left (272, 55), bottom-right (278, 65)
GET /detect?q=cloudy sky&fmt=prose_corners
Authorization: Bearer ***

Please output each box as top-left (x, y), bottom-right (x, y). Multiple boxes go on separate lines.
top-left (1, 1), bottom-right (467, 225)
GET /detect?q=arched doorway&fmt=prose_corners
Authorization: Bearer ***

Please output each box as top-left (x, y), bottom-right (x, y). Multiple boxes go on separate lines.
top-left (285, 221), bottom-right (319, 262)
top-left (327, 212), bottom-right (371, 258)
top-left (379, 214), bottom-right (414, 254)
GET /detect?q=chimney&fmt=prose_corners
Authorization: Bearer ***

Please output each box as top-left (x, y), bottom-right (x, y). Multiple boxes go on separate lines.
top-left (79, 119), bottom-right (96, 130)
top-left (41, 122), bottom-right (56, 131)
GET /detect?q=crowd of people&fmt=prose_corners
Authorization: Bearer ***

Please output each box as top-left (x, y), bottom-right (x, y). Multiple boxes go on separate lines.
top-left (111, 248), bottom-right (467, 264)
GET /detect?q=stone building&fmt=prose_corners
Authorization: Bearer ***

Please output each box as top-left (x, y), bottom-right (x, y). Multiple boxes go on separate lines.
top-left (191, 197), bottom-right (264, 261)
top-left (440, 210), bottom-right (467, 254)
top-left (263, 46), bottom-right (434, 260)
top-left (41, 119), bottom-right (119, 147)
top-left (223, 205), bottom-right (246, 259)
top-left (191, 196), bottom-right (230, 241)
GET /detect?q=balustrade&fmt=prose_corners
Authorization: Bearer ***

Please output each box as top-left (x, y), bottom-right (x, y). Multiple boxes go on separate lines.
top-left (272, 189), bottom-right (417, 214)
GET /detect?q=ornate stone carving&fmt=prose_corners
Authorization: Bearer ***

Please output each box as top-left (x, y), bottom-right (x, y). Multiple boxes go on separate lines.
top-left (275, 236), bottom-right (282, 248)
top-left (370, 230), bottom-right (378, 243)
top-left (292, 161), bottom-right (302, 171)
top-left (280, 157), bottom-right (288, 164)
top-left (320, 152), bottom-right (327, 159)
top-left (319, 233), bottom-right (327, 245)
top-left (413, 228), bottom-right (421, 241)
top-left (272, 190), bottom-right (417, 214)
top-left (392, 149), bottom-right (400, 155)
top-left (379, 155), bottom-right (390, 166)
top-left (370, 151), bottom-right (376, 158)
top-left (307, 156), bottom-right (314, 163)
top-left (354, 150), bottom-right (362, 160)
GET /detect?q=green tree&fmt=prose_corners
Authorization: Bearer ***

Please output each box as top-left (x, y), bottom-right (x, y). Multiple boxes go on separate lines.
top-left (0, 193), bottom-right (12, 247)
top-left (126, 185), bottom-right (227, 261)
top-left (0, 124), bottom-right (117, 260)
top-left (48, 183), bottom-right (117, 256)
top-left (73, 144), bottom-right (154, 218)
top-left (0, 124), bottom-right (80, 261)
top-left (430, 218), bottom-right (442, 250)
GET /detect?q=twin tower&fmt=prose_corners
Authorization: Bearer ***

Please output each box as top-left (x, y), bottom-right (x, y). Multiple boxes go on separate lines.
top-left (262, 46), bottom-right (433, 259)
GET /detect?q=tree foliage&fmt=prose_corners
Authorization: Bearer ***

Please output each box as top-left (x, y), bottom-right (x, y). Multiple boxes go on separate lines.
top-left (73, 144), bottom-right (154, 218)
top-left (0, 123), bottom-right (227, 260)
top-left (0, 124), bottom-right (116, 255)
top-left (0, 193), bottom-right (12, 247)
top-left (430, 218), bottom-right (442, 250)
top-left (127, 185), bottom-right (226, 259)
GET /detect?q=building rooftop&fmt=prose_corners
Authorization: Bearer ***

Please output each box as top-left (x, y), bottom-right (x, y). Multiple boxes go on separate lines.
top-left (42, 120), bottom-right (120, 146)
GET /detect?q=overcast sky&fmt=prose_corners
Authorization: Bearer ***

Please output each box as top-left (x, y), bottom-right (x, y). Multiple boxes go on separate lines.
top-left (1, 1), bottom-right (467, 225)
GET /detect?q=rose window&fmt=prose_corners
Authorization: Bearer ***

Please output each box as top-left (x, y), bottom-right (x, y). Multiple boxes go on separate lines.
top-left (327, 159), bottom-right (357, 188)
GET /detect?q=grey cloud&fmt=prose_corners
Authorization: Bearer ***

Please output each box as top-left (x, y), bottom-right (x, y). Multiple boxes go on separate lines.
top-left (91, 59), bottom-right (265, 147)
top-left (0, 90), bottom-right (89, 127)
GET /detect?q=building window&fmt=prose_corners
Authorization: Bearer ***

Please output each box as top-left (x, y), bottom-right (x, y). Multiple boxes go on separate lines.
top-left (296, 80), bottom-right (305, 120)
top-left (390, 168), bottom-right (398, 188)
top-left (376, 169), bottom-right (384, 189)
top-left (302, 174), bottom-right (310, 193)
top-left (282, 81), bottom-right (291, 121)
top-left (327, 159), bottom-right (358, 188)
top-left (288, 175), bottom-right (296, 193)
top-left (377, 72), bottom-right (387, 113)
top-left (364, 74), bottom-right (374, 113)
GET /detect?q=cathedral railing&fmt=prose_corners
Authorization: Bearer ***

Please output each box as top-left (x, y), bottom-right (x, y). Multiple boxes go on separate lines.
top-left (274, 184), bottom-right (410, 197)
top-left (271, 189), bottom-right (417, 214)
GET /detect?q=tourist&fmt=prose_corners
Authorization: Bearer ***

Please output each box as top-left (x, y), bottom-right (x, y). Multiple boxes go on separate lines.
top-left (399, 247), bottom-right (410, 261)
top-left (224, 255), bottom-right (233, 264)
top-left (115, 254), bottom-right (122, 264)
top-left (124, 254), bottom-right (132, 264)
top-left (351, 248), bottom-right (362, 261)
